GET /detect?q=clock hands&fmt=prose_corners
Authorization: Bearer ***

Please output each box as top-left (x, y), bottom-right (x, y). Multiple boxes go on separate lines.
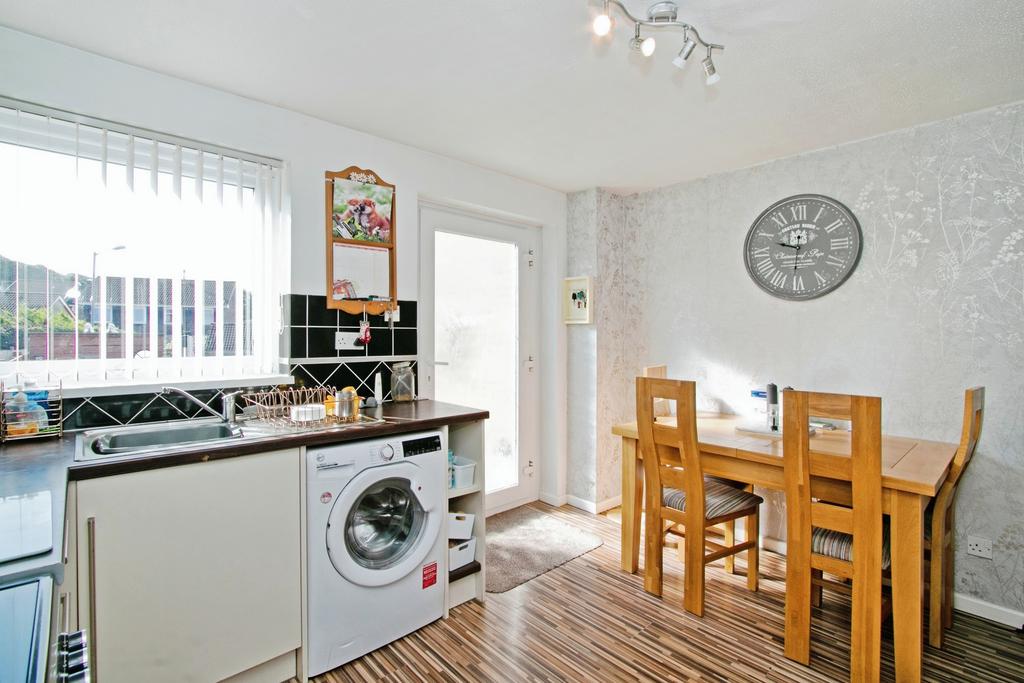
top-left (776, 241), bottom-right (801, 271)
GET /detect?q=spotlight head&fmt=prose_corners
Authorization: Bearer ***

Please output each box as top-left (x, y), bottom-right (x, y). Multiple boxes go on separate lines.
top-left (592, 13), bottom-right (612, 37)
top-left (702, 54), bottom-right (720, 85)
top-left (640, 36), bottom-right (656, 57)
top-left (672, 38), bottom-right (697, 69)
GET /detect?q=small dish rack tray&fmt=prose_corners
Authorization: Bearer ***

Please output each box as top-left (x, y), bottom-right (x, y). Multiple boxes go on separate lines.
top-left (1, 382), bottom-right (63, 443)
top-left (241, 386), bottom-right (382, 429)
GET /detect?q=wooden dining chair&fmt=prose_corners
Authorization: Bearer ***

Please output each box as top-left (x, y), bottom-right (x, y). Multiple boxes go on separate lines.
top-left (782, 390), bottom-right (888, 682)
top-left (927, 386), bottom-right (984, 648)
top-left (641, 365), bottom-right (748, 572)
top-left (636, 377), bottom-right (763, 617)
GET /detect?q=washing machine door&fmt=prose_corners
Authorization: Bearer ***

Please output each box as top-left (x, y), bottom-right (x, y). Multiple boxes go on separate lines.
top-left (326, 460), bottom-right (442, 587)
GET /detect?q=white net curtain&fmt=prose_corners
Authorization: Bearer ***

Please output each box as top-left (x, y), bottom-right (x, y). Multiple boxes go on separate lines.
top-left (0, 97), bottom-right (290, 388)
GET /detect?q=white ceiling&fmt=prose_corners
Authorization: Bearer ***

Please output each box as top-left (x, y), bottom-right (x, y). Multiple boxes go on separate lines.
top-left (1, 1), bottom-right (1023, 193)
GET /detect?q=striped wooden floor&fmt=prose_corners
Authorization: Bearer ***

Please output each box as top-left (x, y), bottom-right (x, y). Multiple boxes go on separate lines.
top-left (313, 502), bottom-right (1024, 682)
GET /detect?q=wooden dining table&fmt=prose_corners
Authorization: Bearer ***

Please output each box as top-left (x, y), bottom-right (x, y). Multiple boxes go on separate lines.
top-left (613, 413), bottom-right (958, 683)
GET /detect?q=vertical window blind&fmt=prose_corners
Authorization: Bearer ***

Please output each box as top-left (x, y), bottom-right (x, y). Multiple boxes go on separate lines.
top-left (0, 96), bottom-right (290, 389)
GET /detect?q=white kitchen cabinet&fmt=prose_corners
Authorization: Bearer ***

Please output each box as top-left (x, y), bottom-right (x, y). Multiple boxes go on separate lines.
top-left (73, 449), bottom-right (302, 683)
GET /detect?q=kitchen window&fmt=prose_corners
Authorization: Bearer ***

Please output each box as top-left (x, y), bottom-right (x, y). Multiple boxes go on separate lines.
top-left (0, 97), bottom-right (290, 391)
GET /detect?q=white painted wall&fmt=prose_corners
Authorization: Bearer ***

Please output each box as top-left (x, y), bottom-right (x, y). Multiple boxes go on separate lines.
top-left (0, 27), bottom-right (568, 504)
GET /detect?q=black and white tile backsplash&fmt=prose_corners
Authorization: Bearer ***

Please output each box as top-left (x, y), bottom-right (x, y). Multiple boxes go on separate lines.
top-left (59, 294), bottom-right (418, 431)
top-left (283, 294), bottom-right (417, 360)
top-left (284, 294), bottom-right (418, 399)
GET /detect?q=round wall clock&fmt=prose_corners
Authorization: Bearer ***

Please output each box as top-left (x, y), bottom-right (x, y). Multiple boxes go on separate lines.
top-left (743, 194), bottom-right (862, 300)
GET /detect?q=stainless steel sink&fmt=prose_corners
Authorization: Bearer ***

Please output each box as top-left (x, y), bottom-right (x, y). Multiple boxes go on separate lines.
top-left (77, 420), bottom-right (243, 461)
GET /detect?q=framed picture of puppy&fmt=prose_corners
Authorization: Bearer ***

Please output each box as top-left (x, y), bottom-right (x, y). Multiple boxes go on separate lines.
top-left (325, 166), bottom-right (397, 315)
top-left (563, 276), bottom-right (592, 324)
top-left (329, 171), bottom-right (394, 244)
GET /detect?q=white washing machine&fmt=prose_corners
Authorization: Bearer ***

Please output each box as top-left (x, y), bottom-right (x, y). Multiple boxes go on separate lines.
top-left (306, 431), bottom-right (447, 676)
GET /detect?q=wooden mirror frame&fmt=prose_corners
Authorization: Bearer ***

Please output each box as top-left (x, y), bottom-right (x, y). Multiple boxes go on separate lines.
top-left (324, 166), bottom-right (397, 315)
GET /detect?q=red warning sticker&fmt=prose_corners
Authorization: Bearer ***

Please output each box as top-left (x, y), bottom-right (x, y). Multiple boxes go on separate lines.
top-left (422, 561), bottom-right (438, 589)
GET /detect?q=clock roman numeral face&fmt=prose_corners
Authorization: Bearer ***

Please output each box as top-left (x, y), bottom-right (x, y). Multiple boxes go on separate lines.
top-left (743, 195), bottom-right (862, 301)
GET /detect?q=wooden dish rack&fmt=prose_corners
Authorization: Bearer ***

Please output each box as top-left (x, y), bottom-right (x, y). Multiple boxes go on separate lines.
top-left (0, 381), bottom-right (63, 443)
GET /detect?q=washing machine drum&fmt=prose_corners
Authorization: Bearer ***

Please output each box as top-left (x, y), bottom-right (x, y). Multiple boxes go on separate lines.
top-left (326, 461), bottom-right (441, 587)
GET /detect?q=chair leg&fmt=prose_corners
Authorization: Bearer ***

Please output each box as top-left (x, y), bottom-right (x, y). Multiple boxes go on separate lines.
top-left (683, 524), bottom-right (706, 616)
top-left (723, 520), bottom-right (736, 574)
top-left (643, 491), bottom-right (665, 597)
top-left (745, 510), bottom-right (759, 591)
top-left (849, 549), bottom-right (882, 682)
top-left (942, 540), bottom-right (954, 629)
top-left (928, 525), bottom-right (946, 647)
top-left (810, 569), bottom-right (823, 608)
top-left (785, 548), bottom-right (812, 665)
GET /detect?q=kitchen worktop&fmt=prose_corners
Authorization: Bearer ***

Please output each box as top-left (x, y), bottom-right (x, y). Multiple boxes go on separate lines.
top-left (0, 399), bottom-right (488, 585)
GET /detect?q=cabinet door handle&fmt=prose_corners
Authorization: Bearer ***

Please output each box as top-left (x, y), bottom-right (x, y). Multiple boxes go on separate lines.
top-left (87, 516), bottom-right (98, 682)
top-left (59, 591), bottom-right (69, 633)
top-left (63, 510), bottom-right (70, 565)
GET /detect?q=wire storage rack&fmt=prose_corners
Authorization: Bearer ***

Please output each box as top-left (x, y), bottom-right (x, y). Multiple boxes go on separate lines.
top-left (0, 381), bottom-right (63, 443)
top-left (240, 386), bottom-right (383, 430)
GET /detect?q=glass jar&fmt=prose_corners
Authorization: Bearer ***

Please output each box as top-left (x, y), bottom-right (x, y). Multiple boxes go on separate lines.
top-left (391, 363), bottom-right (415, 402)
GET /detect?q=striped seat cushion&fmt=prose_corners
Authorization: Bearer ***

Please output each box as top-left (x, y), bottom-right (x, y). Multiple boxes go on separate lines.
top-left (662, 478), bottom-right (763, 521)
top-left (811, 526), bottom-right (892, 570)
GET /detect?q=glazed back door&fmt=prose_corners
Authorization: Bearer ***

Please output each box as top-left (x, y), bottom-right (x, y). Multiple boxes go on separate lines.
top-left (419, 203), bottom-right (540, 514)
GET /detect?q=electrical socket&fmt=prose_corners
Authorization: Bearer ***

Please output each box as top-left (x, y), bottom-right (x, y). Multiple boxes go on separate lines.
top-left (335, 331), bottom-right (359, 350)
top-left (967, 535), bottom-right (993, 560)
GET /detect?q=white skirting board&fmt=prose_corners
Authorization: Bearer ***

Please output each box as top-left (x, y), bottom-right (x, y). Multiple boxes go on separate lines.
top-left (539, 491), bottom-right (567, 507)
top-left (565, 494), bottom-right (621, 514)
top-left (953, 593), bottom-right (1024, 628)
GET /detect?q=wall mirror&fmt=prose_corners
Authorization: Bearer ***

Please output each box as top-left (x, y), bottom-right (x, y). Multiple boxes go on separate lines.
top-left (325, 166), bottom-right (397, 315)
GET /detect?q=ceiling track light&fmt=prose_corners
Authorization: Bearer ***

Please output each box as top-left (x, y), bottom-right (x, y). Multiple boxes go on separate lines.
top-left (629, 22), bottom-right (656, 57)
top-left (592, 1), bottom-right (725, 84)
top-left (672, 30), bottom-right (697, 69)
top-left (702, 48), bottom-right (720, 85)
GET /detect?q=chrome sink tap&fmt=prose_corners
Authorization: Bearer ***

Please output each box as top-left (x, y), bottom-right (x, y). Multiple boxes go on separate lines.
top-left (162, 387), bottom-right (244, 426)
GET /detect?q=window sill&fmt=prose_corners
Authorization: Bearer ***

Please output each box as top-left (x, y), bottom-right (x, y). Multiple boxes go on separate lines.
top-left (60, 374), bottom-right (295, 399)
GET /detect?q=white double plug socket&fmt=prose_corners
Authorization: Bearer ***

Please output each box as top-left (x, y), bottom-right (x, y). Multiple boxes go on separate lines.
top-left (334, 331), bottom-right (360, 350)
top-left (967, 535), bottom-right (993, 560)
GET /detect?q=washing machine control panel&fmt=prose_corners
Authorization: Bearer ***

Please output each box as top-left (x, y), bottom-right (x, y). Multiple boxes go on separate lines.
top-left (378, 444), bottom-right (395, 461)
top-left (402, 435), bottom-right (442, 458)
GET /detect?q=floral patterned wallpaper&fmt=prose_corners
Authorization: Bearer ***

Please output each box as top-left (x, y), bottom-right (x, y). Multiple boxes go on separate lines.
top-left (568, 100), bottom-right (1024, 612)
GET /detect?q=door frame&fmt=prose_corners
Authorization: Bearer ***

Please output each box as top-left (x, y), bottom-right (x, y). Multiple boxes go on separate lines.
top-left (418, 198), bottom-right (541, 515)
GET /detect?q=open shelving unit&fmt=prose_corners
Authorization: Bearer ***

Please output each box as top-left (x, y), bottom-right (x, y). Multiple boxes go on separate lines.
top-left (444, 419), bottom-right (486, 613)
